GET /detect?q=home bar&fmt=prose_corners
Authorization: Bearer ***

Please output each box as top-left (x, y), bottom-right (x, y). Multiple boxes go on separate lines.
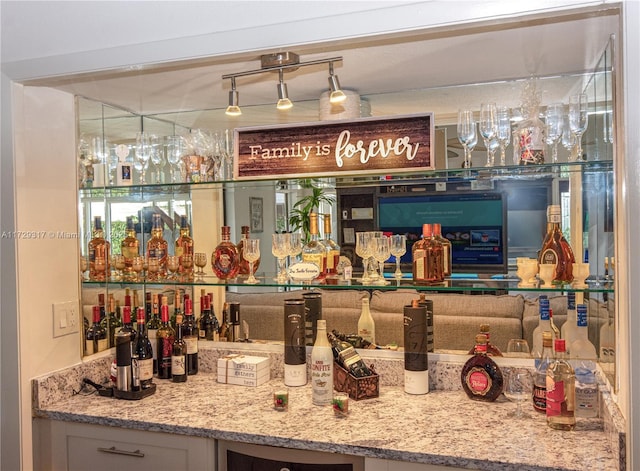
top-left (1, 1), bottom-right (639, 470)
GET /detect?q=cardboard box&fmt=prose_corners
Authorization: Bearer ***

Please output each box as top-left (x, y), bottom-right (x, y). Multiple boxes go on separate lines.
top-left (217, 355), bottom-right (271, 386)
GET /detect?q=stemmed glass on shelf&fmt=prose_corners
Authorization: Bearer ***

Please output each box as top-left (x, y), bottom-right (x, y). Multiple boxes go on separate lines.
top-left (496, 106), bottom-right (511, 167)
top-left (390, 234), bottom-right (407, 279)
top-left (194, 252), bottom-right (208, 279)
top-left (457, 109), bottom-right (477, 168)
top-left (165, 135), bottom-right (185, 183)
top-left (568, 93), bottom-right (589, 161)
top-left (545, 103), bottom-right (564, 163)
top-left (355, 232), bottom-right (374, 283)
top-left (561, 114), bottom-right (577, 160)
top-left (288, 232), bottom-right (303, 265)
top-left (135, 132), bottom-right (153, 184)
top-left (272, 233), bottom-right (291, 283)
top-left (167, 255), bottom-right (180, 281)
top-left (243, 239), bottom-right (260, 284)
top-left (479, 103), bottom-right (498, 167)
top-left (149, 136), bottom-right (165, 183)
top-left (373, 236), bottom-right (391, 285)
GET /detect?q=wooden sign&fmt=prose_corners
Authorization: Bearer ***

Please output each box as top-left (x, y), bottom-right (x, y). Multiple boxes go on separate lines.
top-left (233, 113), bottom-right (434, 180)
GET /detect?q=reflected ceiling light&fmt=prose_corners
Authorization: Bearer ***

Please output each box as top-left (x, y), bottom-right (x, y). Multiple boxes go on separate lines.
top-left (276, 69), bottom-right (293, 110)
top-left (225, 77), bottom-right (241, 116)
top-left (328, 62), bottom-right (346, 104)
top-left (222, 52), bottom-right (344, 112)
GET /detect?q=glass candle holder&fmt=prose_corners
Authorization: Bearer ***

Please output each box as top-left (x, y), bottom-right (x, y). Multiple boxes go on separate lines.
top-left (332, 392), bottom-right (349, 417)
top-left (273, 389), bottom-right (289, 411)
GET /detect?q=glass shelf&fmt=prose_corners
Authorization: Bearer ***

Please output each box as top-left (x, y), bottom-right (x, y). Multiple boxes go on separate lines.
top-left (81, 273), bottom-right (615, 294)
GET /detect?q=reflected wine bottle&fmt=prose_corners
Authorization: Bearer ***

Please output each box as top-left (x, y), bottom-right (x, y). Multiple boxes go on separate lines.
top-left (182, 297), bottom-right (199, 375)
top-left (157, 298), bottom-right (175, 380)
top-left (327, 331), bottom-right (373, 378)
top-left (85, 306), bottom-right (108, 355)
top-left (172, 315), bottom-right (187, 383)
top-left (133, 308), bottom-right (154, 390)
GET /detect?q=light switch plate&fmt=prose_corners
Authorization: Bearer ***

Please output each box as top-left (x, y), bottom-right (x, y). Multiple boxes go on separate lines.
top-left (53, 300), bottom-right (80, 338)
top-left (435, 182), bottom-right (446, 191)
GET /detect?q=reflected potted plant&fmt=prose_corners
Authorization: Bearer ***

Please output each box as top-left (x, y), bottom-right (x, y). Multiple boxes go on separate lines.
top-left (288, 179), bottom-right (335, 243)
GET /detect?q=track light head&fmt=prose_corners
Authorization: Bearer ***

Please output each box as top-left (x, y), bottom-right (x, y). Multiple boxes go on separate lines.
top-left (225, 78), bottom-right (242, 116)
top-left (276, 70), bottom-right (293, 110)
top-left (328, 63), bottom-right (346, 104)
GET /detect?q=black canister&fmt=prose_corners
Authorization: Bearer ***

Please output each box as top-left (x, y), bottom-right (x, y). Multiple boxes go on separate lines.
top-left (404, 300), bottom-right (429, 394)
top-left (284, 298), bottom-right (307, 386)
top-left (418, 296), bottom-right (434, 353)
top-left (302, 292), bottom-right (322, 346)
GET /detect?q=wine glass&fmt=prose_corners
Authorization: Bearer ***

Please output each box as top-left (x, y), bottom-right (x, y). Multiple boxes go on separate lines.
top-left (180, 254), bottom-right (194, 281)
top-left (488, 137), bottom-right (500, 167)
top-left (504, 367), bottom-right (533, 418)
top-left (496, 106), bottom-right (511, 166)
top-left (390, 234), bottom-right (407, 279)
top-left (132, 255), bottom-right (144, 281)
top-left (373, 236), bottom-right (391, 285)
top-left (223, 128), bottom-right (234, 180)
top-left (165, 135), bottom-right (185, 183)
top-left (93, 256), bottom-right (107, 281)
top-left (113, 254), bottom-right (126, 281)
top-left (355, 232), bottom-right (374, 283)
top-left (167, 255), bottom-right (180, 281)
top-left (135, 132), bottom-right (153, 184)
top-left (149, 135), bottom-right (164, 183)
top-left (147, 256), bottom-right (160, 281)
top-left (506, 338), bottom-right (531, 358)
top-left (243, 239), bottom-right (260, 284)
top-left (272, 233), bottom-right (291, 282)
top-left (569, 93), bottom-right (589, 161)
top-left (457, 109), bottom-right (477, 168)
top-left (194, 252), bottom-right (207, 278)
top-left (479, 103), bottom-right (498, 167)
top-left (561, 114), bottom-right (577, 160)
top-left (545, 103), bottom-right (564, 163)
top-left (288, 232), bottom-right (303, 264)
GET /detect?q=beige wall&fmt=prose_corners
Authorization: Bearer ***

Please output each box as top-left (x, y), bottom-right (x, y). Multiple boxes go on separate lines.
top-left (13, 85), bottom-right (81, 470)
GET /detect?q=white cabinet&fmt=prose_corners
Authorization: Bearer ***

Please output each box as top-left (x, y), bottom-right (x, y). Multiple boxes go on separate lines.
top-left (35, 419), bottom-right (214, 471)
top-left (365, 458), bottom-right (468, 471)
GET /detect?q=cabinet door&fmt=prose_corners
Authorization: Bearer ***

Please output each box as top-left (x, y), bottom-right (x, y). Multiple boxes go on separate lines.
top-left (41, 420), bottom-right (214, 471)
top-left (365, 457), bottom-right (468, 471)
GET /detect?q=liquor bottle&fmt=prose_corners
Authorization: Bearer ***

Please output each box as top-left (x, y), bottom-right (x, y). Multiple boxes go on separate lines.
top-left (561, 292), bottom-right (578, 356)
top-left (467, 324), bottom-right (502, 356)
top-left (133, 307), bottom-right (154, 390)
top-left (171, 289), bottom-right (182, 329)
top-left (533, 331), bottom-right (554, 413)
top-left (412, 223), bottom-right (444, 285)
top-left (237, 225), bottom-right (261, 275)
top-left (172, 315), bottom-right (187, 383)
top-left (175, 215), bottom-right (194, 280)
top-left (121, 216), bottom-right (139, 280)
top-left (549, 308), bottom-right (561, 343)
top-left (570, 304), bottom-right (598, 360)
top-left (156, 298), bottom-right (175, 379)
top-left (461, 334), bottom-right (504, 402)
top-left (546, 338), bottom-right (576, 430)
top-left (570, 302), bottom-right (598, 416)
top-left (321, 214), bottom-right (341, 277)
top-left (146, 213), bottom-right (168, 280)
top-left (357, 297), bottom-right (376, 344)
top-left (311, 319), bottom-right (334, 405)
top-left (284, 299), bottom-right (307, 386)
top-left (88, 216), bottom-right (111, 282)
top-left (302, 212), bottom-right (327, 279)
top-left (513, 79), bottom-right (546, 165)
top-left (212, 225), bottom-right (240, 280)
top-left (404, 299), bottom-right (429, 395)
top-left (146, 293), bottom-right (161, 374)
top-left (85, 306), bottom-right (108, 355)
top-left (327, 331), bottom-right (373, 378)
top-left (432, 223), bottom-right (452, 277)
top-left (538, 205), bottom-right (575, 284)
top-left (218, 303), bottom-right (231, 342)
top-left (182, 297), bottom-right (199, 375)
top-left (198, 291), bottom-right (219, 341)
top-left (531, 297), bottom-right (552, 359)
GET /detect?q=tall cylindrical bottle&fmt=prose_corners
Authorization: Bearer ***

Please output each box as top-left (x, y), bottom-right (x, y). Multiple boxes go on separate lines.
top-left (171, 315), bottom-right (187, 383)
top-left (156, 299), bottom-right (175, 380)
top-left (546, 339), bottom-right (576, 430)
top-left (533, 331), bottom-right (554, 413)
top-left (357, 297), bottom-right (376, 344)
top-left (284, 299), bottom-right (307, 386)
top-left (418, 294), bottom-right (434, 353)
top-left (404, 300), bottom-right (429, 394)
top-left (311, 319), bottom-right (333, 405)
top-left (133, 307), bottom-right (154, 391)
top-left (182, 297), bottom-right (199, 375)
top-left (302, 292), bottom-right (322, 346)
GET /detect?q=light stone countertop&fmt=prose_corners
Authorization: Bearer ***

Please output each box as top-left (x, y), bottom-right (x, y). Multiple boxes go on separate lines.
top-left (34, 366), bottom-right (619, 471)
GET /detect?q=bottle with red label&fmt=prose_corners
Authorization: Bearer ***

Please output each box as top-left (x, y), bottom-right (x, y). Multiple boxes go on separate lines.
top-left (212, 225), bottom-right (240, 280)
top-left (546, 338), bottom-right (576, 430)
top-left (461, 334), bottom-right (504, 402)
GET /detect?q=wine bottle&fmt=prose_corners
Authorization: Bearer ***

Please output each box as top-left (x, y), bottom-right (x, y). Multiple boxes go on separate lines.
top-left (327, 331), bottom-right (373, 378)
top-left (284, 299), bottom-right (307, 386)
top-left (404, 299), bottom-right (429, 395)
top-left (146, 293), bottom-right (161, 374)
top-left (461, 334), bottom-right (504, 402)
top-left (546, 339), bottom-right (576, 430)
top-left (198, 291), bottom-right (219, 341)
top-left (533, 331), bottom-right (554, 413)
top-left (321, 214), bottom-right (340, 277)
top-left (103, 294), bottom-right (122, 349)
top-left (538, 205), bottom-right (575, 284)
top-left (133, 307), bottom-right (154, 390)
top-left (88, 216), bottom-right (110, 282)
top-left (118, 305), bottom-right (137, 349)
top-left (228, 302), bottom-right (242, 341)
top-left (357, 297), bottom-right (376, 344)
top-left (175, 215), bottom-right (194, 280)
top-left (218, 303), bottom-right (231, 342)
top-left (146, 213), bottom-right (168, 280)
top-left (182, 297), bottom-right (199, 375)
top-left (85, 305), bottom-right (108, 355)
top-left (212, 225), bottom-right (240, 280)
top-left (171, 289), bottom-right (182, 329)
top-left (311, 319), bottom-right (333, 405)
top-left (157, 298), bottom-right (175, 380)
top-left (301, 212), bottom-right (327, 279)
top-left (172, 315), bottom-right (187, 383)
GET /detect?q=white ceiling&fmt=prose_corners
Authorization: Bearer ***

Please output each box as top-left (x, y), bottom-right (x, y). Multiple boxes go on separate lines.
top-left (18, 4), bottom-right (618, 132)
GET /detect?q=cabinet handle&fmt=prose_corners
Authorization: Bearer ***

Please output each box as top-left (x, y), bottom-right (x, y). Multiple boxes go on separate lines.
top-left (280, 468), bottom-right (291, 471)
top-left (97, 446), bottom-right (145, 458)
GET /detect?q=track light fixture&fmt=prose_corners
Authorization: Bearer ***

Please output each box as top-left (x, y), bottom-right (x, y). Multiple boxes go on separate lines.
top-left (328, 62), bottom-right (346, 104)
top-left (276, 69), bottom-right (293, 110)
top-left (222, 53), bottom-right (344, 113)
top-left (225, 77), bottom-right (241, 116)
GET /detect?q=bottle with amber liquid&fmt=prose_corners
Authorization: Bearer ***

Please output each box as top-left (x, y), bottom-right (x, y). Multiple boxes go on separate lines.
top-left (121, 216), bottom-right (139, 280)
top-left (538, 205), bottom-right (575, 284)
top-left (432, 223), bottom-right (452, 277)
top-left (146, 213), bottom-right (168, 280)
top-left (156, 299), bottom-right (175, 379)
top-left (212, 225), bottom-right (240, 280)
top-left (237, 225), bottom-right (260, 276)
top-left (467, 324), bottom-right (502, 356)
top-left (88, 216), bottom-right (111, 281)
top-left (461, 334), bottom-right (504, 402)
top-left (321, 214), bottom-right (341, 278)
top-left (412, 223), bottom-right (444, 285)
top-left (301, 212), bottom-right (327, 279)
top-left (175, 215), bottom-right (194, 281)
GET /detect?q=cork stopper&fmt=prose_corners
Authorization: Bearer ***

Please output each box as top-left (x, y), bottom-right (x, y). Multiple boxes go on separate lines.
top-left (479, 324), bottom-right (490, 334)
